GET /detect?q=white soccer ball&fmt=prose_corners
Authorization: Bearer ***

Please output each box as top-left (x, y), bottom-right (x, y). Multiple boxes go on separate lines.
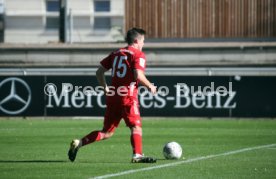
top-left (163, 142), bottom-right (183, 159)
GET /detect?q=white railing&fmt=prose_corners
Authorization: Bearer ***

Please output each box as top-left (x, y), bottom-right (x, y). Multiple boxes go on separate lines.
top-left (1, 68), bottom-right (276, 76)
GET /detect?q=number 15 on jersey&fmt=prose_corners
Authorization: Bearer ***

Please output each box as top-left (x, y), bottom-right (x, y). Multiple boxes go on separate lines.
top-left (112, 56), bottom-right (127, 78)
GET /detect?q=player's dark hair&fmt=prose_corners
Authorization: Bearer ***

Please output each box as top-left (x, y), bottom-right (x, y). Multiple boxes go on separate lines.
top-left (125, 28), bottom-right (146, 45)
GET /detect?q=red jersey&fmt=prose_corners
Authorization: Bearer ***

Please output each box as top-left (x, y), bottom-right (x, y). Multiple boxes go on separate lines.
top-left (100, 46), bottom-right (146, 106)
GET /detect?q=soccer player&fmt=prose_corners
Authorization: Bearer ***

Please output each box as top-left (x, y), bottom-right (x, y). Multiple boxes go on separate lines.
top-left (68, 28), bottom-right (157, 163)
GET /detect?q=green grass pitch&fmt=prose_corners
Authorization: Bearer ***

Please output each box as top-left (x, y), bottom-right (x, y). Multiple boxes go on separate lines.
top-left (0, 118), bottom-right (275, 179)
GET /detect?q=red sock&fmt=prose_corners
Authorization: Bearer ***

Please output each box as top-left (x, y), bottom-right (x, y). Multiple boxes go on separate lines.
top-left (81, 131), bottom-right (102, 146)
top-left (131, 133), bottom-right (142, 155)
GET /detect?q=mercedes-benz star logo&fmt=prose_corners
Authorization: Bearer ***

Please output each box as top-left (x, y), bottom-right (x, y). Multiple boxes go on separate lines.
top-left (0, 77), bottom-right (31, 115)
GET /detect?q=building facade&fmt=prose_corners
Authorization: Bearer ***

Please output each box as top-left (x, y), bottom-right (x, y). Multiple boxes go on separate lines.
top-left (4, 0), bottom-right (124, 43)
top-left (1, 0), bottom-right (275, 43)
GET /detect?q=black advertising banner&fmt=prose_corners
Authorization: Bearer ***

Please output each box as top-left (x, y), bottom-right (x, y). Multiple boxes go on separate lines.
top-left (45, 76), bottom-right (104, 116)
top-left (0, 77), bottom-right (44, 116)
top-left (0, 76), bottom-right (276, 117)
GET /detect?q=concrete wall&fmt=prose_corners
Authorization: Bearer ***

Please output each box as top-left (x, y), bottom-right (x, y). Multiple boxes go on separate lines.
top-left (0, 42), bottom-right (275, 68)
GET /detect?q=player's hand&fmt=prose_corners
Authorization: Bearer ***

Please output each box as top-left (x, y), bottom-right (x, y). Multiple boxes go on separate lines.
top-left (104, 85), bottom-right (110, 95)
top-left (149, 84), bottom-right (157, 94)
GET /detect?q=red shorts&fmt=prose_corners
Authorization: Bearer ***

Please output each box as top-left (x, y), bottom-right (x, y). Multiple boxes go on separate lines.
top-left (103, 102), bottom-right (141, 133)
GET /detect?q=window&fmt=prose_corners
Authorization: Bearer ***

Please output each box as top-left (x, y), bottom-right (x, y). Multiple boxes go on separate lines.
top-left (46, 17), bottom-right (59, 29)
top-left (94, 0), bottom-right (110, 12)
top-left (46, 0), bottom-right (59, 29)
top-left (94, 17), bottom-right (111, 30)
top-left (93, 0), bottom-right (111, 31)
top-left (47, 0), bottom-right (60, 12)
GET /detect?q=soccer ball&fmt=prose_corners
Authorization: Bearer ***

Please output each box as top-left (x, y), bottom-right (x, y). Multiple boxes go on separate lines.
top-left (163, 142), bottom-right (182, 159)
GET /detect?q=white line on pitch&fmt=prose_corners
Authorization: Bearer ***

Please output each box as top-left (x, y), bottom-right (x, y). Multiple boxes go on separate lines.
top-left (267, 147), bottom-right (276, 150)
top-left (90, 143), bottom-right (276, 179)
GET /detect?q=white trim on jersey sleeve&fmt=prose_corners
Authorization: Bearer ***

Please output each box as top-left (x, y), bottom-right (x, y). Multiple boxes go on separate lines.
top-left (139, 58), bottom-right (145, 68)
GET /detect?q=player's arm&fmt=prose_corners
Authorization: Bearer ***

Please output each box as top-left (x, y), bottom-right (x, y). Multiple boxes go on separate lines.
top-left (134, 69), bottom-right (156, 94)
top-left (96, 65), bottom-right (109, 94)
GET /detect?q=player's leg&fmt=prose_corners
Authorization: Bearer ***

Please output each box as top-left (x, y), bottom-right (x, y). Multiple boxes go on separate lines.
top-left (80, 130), bottom-right (114, 146)
top-left (68, 104), bottom-right (121, 162)
top-left (122, 103), bottom-right (142, 155)
top-left (130, 125), bottom-right (143, 156)
top-left (123, 104), bottom-right (156, 163)
top-left (68, 130), bottom-right (115, 162)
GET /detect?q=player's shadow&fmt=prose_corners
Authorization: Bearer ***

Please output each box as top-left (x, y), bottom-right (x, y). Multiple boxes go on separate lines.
top-left (0, 158), bottom-right (167, 163)
top-left (156, 158), bottom-right (166, 161)
top-left (0, 160), bottom-right (67, 163)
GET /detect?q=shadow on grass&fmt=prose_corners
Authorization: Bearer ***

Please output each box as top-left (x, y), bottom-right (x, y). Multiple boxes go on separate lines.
top-left (0, 158), bottom-right (167, 164)
top-left (0, 160), bottom-right (67, 163)
top-left (156, 158), bottom-right (166, 161)
top-left (0, 160), bottom-right (129, 164)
